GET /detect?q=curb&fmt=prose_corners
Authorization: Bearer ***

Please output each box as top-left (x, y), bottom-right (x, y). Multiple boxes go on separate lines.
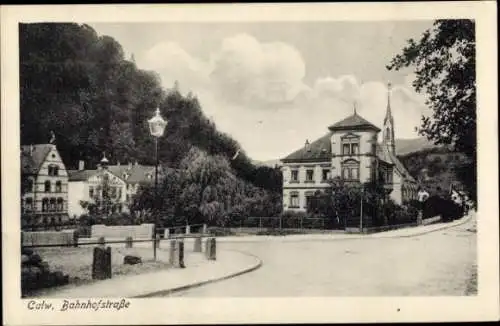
top-left (132, 250), bottom-right (263, 298)
top-left (373, 212), bottom-right (474, 239)
top-left (214, 213), bottom-right (474, 243)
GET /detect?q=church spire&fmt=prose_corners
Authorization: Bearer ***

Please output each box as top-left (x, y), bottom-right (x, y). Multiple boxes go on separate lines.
top-left (384, 82), bottom-right (393, 124)
top-left (383, 81), bottom-right (396, 154)
top-left (353, 101), bottom-right (357, 115)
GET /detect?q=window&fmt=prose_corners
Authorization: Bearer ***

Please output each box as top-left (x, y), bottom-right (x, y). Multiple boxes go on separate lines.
top-left (49, 198), bottom-right (56, 211)
top-left (291, 170), bottom-right (299, 182)
top-left (341, 135), bottom-right (360, 156)
top-left (126, 194), bottom-right (130, 202)
top-left (27, 179), bottom-right (34, 193)
top-left (57, 198), bottom-right (64, 211)
top-left (44, 181), bottom-right (51, 192)
top-left (341, 159), bottom-right (360, 181)
top-left (290, 192), bottom-right (300, 208)
top-left (89, 186), bottom-right (94, 198)
top-left (54, 166), bottom-right (59, 176)
top-left (55, 181), bottom-right (62, 192)
top-left (305, 169), bottom-right (314, 182)
top-left (305, 192), bottom-right (314, 209)
top-left (322, 169), bottom-right (330, 181)
top-left (42, 198), bottom-right (49, 212)
top-left (117, 204), bottom-right (122, 213)
top-left (25, 198), bottom-right (33, 212)
top-left (342, 144), bottom-right (351, 155)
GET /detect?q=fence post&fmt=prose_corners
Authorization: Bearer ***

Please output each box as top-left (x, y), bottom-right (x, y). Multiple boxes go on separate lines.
top-left (259, 217), bottom-right (262, 231)
top-left (202, 224), bottom-right (207, 234)
top-left (125, 236), bottom-right (133, 248)
top-left (155, 234), bottom-right (161, 248)
top-left (178, 240), bottom-right (185, 268)
top-left (185, 225), bottom-right (191, 235)
top-left (193, 236), bottom-right (202, 252)
top-left (208, 238), bottom-right (216, 261)
top-left (169, 240), bottom-right (177, 265)
top-left (164, 228), bottom-right (170, 239)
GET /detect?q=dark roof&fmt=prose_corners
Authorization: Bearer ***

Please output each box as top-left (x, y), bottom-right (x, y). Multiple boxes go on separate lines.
top-left (68, 164), bottom-right (177, 184)
top-left (377, 143), bottom-right (416, 182)
top-left (21, 144), bottom-right (55, 175)
top-left (68, 169), bottom-right (97, 181)
top-left (281, 133), bottom-right (332, 163)
top-left (328, 112), bottom-right (381, 132)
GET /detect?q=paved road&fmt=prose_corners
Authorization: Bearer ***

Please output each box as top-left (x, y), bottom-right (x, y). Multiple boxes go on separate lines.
top-left (166, 216), bottom-right (477, 297)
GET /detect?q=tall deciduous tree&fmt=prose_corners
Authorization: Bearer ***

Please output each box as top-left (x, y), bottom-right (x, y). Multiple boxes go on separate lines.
top-left (387, 19), bottom-right (476, 204)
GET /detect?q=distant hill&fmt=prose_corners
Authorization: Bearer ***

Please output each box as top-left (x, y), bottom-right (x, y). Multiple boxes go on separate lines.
top-left (395, 137), bottom-right (438, 156)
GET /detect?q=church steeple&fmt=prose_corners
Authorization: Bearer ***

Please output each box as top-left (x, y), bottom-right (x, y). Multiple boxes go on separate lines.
top-left (383, 82), bottom-right (396, 154)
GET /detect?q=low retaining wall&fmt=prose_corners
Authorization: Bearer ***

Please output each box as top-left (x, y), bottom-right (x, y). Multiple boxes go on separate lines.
top-left (22, 230), bottom-right (76, 247)
top-left (422, 215), bottom-right (442, 225)
top-left (91, 224), bottom-right (154, 239)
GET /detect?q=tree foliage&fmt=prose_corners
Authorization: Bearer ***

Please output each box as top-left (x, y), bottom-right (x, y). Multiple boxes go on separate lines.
top-left (387, 19), bottom-right (476, 203)
top-left (20, 23), bottom-right (282, 203)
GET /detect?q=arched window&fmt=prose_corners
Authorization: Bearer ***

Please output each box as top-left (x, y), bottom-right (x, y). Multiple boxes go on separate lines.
top-left (44, 181), bottom-right (51, 192)
top-left (27, 179), bottom-right (34, 193)
top-left (57, 198), bottom-right (64, 211)
top-left (385, 127), bottom-right (391, 141)
top-left (341, 159), bottom-right (360, 181)
top-left (290, 191), bottom-right (300, 208)
top-left (49, 198), bottom-right (56, 211)
top-left (55, 181), bottom-right (62, 192)
top-left (25, 198), bottom-right (33, 212)
top-left (42, 198), bottom-right (49, 212)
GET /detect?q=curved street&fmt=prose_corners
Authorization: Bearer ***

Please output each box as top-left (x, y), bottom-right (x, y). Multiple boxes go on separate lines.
top-left (166, 216), bottom-right (477, 297)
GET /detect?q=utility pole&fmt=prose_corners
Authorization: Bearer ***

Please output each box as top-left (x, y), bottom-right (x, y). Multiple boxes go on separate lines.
top-left (360, 185), bottom-right (364, 233)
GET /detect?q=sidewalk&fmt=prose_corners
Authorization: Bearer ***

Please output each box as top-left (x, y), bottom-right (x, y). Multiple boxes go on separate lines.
top-left (215, 212), bottom-right (475, 243)
top-left (45, 249), bottom-right (262, 298)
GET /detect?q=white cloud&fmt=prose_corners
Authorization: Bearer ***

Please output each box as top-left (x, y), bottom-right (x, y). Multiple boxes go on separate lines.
top-left (138, 34), bottom-right (430, 160)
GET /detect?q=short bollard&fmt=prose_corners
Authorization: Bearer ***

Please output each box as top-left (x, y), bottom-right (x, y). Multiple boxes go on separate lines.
top-left (98, 236), bottom-right (105, 246)
top-left (178, 240), bottom-right (185, 268)
top-left (169, 240), bottom-right (177, 265)
top-left (204, 238), bottom-right (210, 259)
top-left (193, 237), bottom-right (202, 252)
top-left (185, 225), bottom-right (191, 235)
top-left (164, 229), bottom-right (170, 239)
top-left (92, 246), bottom-right (111, 280)
top-left (208, 238), bottom-right (216, 261)
top-left (125, 236), bottom-right (133, 248)
top-left (155, 234), bottom-right (161, 248)
top-left (73, 230), bottom-right (79, 248)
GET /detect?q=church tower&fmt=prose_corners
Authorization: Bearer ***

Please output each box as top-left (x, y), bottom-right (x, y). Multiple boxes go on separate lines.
top-left (383, 82), bottom-right (396, 154)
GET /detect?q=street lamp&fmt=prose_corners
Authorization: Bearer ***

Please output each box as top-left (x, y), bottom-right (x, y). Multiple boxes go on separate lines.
top-left (148, 107), bottom-right (167, 261)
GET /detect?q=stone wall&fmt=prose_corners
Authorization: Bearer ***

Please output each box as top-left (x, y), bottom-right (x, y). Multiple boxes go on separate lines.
top-left (22, 230), bottom-right (76, 246)
top-left (90, 224), bottom-right (154, 239)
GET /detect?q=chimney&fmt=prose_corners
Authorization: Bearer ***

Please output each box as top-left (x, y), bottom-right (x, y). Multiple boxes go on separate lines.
top-left (78, 160), bottom-right (85, 171)
top-left (305, 139), bottom-right (311, 152)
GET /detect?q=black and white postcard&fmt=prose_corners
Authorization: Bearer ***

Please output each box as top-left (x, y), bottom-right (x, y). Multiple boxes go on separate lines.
top-left (1, 2), bottom-right (498, 325)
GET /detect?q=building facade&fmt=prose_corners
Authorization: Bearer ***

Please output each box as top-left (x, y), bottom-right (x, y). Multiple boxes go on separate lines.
top-left (21, 143), bottom-right (69, 227)
top-left (281, 84), bottom-right (418, 212)
top-left (67, 157), bottom-right (158, 218)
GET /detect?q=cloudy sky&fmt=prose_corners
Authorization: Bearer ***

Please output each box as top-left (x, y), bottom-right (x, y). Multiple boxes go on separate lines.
top-left (90, 21), bottom-right (435, 161)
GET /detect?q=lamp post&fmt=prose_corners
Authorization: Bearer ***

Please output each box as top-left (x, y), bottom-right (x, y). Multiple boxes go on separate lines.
top-left (148, 107), bottom-right (167, 261)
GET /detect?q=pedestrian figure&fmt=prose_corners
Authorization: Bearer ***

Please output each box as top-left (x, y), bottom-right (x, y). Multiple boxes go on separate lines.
top-left (417, 187), bottom-right (429, 224)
